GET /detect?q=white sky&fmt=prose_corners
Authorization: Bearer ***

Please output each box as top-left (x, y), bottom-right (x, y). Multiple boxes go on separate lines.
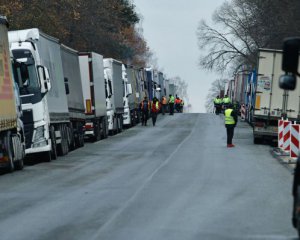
top-left (133, 0), bottom-right (225, 113)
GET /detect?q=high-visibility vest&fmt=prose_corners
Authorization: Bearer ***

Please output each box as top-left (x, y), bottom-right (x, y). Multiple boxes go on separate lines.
top-left (225, 109), bottom-right (235, 125)
top-left (162, 97), bottom-right (167, 105)
top-left (169, 96), bottom-right (175, 103)
top-left (214, 98), bottom-right (221, 104)
top-left (222, 97), bottom-right (231, 104)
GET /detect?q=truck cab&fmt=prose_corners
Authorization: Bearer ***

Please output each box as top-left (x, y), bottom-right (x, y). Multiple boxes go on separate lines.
top-left (104, 68), bottom-right (115, 132)
top-left (122, 64), bottom-right (132, 126)
top-left (8, 29), bottom-right (62, 162)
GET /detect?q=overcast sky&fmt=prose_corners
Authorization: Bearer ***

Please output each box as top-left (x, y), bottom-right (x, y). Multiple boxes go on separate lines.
top-left (133, 0), bottom-right (225, 113)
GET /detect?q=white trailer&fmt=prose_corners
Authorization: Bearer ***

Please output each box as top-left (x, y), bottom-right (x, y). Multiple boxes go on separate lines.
top-left (103, 58), bottom-right (124, 134)
top-left (61, 45), bottom-right (85, 148)
top-left (253, 48), bottom-right (300, 143)
top-left (79, 52), bottom-right (108, 141)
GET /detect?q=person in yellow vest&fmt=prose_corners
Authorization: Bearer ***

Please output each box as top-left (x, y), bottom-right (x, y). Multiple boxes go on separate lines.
top-left (213, 95), bottom-right (222, 115)
top-left (168, 94), bottom-right (175, 115)
top-left (151, 97), bottom-right (160, 126)
top-left (224, 103), bottom-right (238, 147)
top-left (161, 95), bottom-right (167, 115)
top-left (222, 94), bottom-right (231, 112)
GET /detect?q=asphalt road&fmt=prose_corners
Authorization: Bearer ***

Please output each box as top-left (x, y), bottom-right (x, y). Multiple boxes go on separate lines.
top-left (0, 113), bottom-right (297, 240)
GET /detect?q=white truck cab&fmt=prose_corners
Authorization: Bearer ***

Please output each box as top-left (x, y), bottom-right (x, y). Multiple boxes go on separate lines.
top-left (9, 33), bottom-right (51, 158)
top-left (122, 64), bottom-right (132, 126)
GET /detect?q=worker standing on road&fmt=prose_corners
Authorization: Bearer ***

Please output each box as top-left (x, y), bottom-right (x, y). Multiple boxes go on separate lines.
top-left (169, 94), bottom-right (175, 115)
top-left (140, 96), bottom-right (150, 126)
top-left (224, 103), bottom-right (238, 148)
top-left (180, 99), bottom-right (184, 113)
top-left (151, 97), bottom-right (160, 126)
top-left (161, 95), bottom-right (167, 115)
top-left (214, 95), bottom-right (222, 115)
top-left (222, 95), bottom-right (231, 112)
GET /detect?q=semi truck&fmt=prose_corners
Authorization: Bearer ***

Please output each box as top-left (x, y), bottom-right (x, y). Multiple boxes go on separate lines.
top-left (103, 58), bottom-right (124, 134)
top-left (122, 64), bottom-right (132, 127)
top-left (125, 65), bottom-right (140, 126)
top-left (253, 48), bottom-right (299, 144)
top-left (0, 16), bottom-right (25, 171)
top-left (9, 28), bottom-right (70, 161)
top-left (61, 44), bottom-right (85, 148)
top-left (79, 52), bottom-right (108, 141)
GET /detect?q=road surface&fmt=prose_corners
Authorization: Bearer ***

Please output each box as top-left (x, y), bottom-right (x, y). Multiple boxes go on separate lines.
top-left (0, 113), bottom-right (296, 240)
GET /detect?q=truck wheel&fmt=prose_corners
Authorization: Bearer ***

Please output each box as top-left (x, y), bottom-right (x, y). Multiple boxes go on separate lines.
top-left (14, 145), bottom-right (24, 170)
top-left (4, 132), bottom-right (14, 172)
top-left (103, 118), bottom-right (108, 139)
top-left (79, 133), bottom-right (85, 147)
top-left (57, 125), bottom-right (69, 156)
top-left (50, 127), bottom-right (57, 160)
top-left (253, 137), bottom-right (262, 144)
top-left (118, 116), bottom-right (123, 133)
top-left (93, 122), bottom-right (101, 142)
top-left (12, 134), bottom-right (24, 170)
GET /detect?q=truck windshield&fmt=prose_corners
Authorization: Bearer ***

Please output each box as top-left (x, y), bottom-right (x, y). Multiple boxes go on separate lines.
top-left (12, 49), bottom-right (40, 95)
top-left (12, 61), bottom-right (40, 95)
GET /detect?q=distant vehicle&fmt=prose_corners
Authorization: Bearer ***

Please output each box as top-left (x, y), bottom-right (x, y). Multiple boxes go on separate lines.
top-left (122, 64), bottom-right (133, 127)
top-left (79, 52), bottom-right (108, 141)
top-left (103, 58), bottom-right (124, 134)
top-left (61, 45), bottom-right (85, 148)
top-left (8, 28), bottom-right (69, 162)
top-left (0, 16), bottom-right (25, 171)
top-left (125, 65), bottom-right (140, 126)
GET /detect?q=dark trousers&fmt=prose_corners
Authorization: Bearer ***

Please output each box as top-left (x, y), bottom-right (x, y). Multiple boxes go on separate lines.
top-left (169, 103), bottom-right (174, 115)
top-left (226, 125), bottom-right (235, 144)
top-left (161, 104), bottom-right (166, 115)
top-left (141, 111), bottom-right (149, 125)
top-left (151, 112), bottom-right (157, 126)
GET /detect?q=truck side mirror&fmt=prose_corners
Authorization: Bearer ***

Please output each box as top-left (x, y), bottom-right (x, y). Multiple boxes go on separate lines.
top-left (127, 83), bottom-right (132, 96)
top-left (282, 38), bottom-right (300, 73)
top-left (64, 77), bottom-right (70, 95)
top-left (279, 73), bottom-right (297, 90)
top-left (37, 65), bottom-right (51, 93)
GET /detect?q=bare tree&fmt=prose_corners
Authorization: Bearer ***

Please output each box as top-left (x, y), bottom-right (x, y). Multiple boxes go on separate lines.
top-left (197, 0), bottom-right (300, 73)
top-left (205, 78), bottom-right (227, 113)
top-left (170, 76), bottom-right (189, 102)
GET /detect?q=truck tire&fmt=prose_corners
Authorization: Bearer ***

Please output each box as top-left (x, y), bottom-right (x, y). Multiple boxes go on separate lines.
top-left (14, 141), bottom-right (24, 171)
top-left (11, 133), bottom-right (25, 170)
top-left (57, 125), bottom-right (69, 156)
top-left (4, 131), bottom-right (14, 172)
top-left (50, 126), bottom-right (57, 160)
top-left (93, 121), bottom-right (101, 142)
top-left (117, 116), bottom-right (123, 133)
top-left (253, 137), bottom-right (262, 144)
top-left (103, 118), bottom-right (108, 139)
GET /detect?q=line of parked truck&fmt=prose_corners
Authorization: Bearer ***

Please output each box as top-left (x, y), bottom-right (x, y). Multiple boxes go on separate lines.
top-left (0, 16), bottom-right (178, 172)
top-left (223, 47), bottom-right (300, 144)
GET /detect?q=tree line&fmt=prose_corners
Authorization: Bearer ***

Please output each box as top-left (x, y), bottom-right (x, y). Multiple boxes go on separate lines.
top-left (0, 0), bottom-right (150, 67)
top-left (199, 0), bottom-right (300, 111)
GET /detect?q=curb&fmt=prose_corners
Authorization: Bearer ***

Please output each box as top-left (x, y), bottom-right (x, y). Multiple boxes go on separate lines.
top-left (270, 148), bottom-right (296, 173)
